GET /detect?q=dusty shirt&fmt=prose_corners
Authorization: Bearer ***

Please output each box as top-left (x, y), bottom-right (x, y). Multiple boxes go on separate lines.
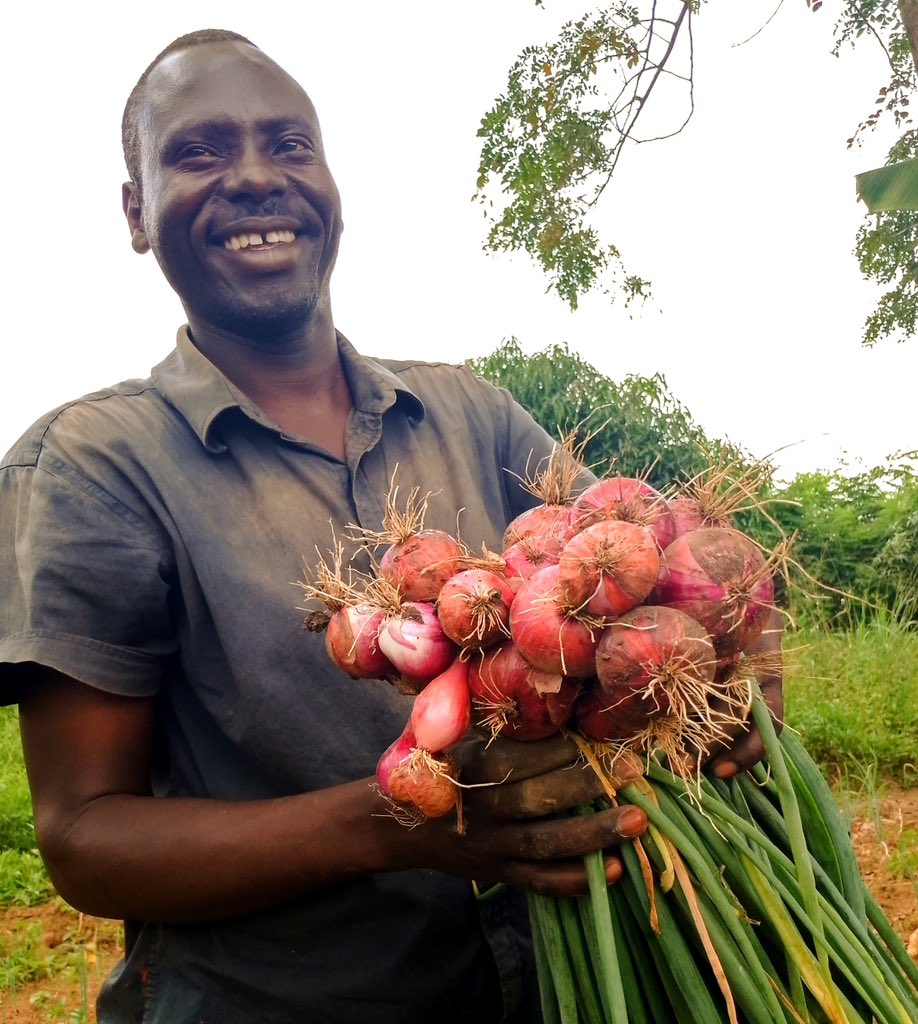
top-left (0, 328), bottom-right (558, 1024)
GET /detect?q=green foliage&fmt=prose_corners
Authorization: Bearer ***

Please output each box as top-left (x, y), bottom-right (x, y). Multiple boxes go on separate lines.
top-left (475, 2), bottom-right (697, 308)
top-left (476, 1), bottom-right (918, 341)
top-left (468, 337), bottom-right (734, 486)
top-left (0, 705), bottom-right (52, 908)
top-left (829, 1), bottom-right (918, 343)
top-left (832, 1), bottom-right (916, 142)
top-left (0, 705), bottom-right (39, 852)
top-left (743, 454), bottom-right (918, 625)
top-left (855, 135), bottom-right (918, 345)
top-left (784, 619), bottom-right (918, 783)
top-left (0, 849), bottom-right (53, 907)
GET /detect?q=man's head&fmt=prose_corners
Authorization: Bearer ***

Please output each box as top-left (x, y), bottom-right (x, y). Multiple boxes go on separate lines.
top-left (122, 29), bottom-right (254, 193)
top-left (121, 32), bottom-right (343, 342)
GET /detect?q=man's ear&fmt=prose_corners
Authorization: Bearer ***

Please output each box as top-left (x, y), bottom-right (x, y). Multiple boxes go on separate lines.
top-left (122, 182), bottom-right (150, 254)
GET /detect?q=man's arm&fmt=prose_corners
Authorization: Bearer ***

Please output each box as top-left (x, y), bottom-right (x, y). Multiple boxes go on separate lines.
top-left (19, 668), bottom-right (646, 922)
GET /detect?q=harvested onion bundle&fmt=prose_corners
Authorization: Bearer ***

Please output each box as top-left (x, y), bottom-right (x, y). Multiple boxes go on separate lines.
top-left (298, 462), bottom-right (918, 1024)
top-left (299, 466), bottom-right (784, 815)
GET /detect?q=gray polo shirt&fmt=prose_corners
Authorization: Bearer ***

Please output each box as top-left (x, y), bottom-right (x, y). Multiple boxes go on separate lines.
top-left (0, 328), bottom-right (557, 1023)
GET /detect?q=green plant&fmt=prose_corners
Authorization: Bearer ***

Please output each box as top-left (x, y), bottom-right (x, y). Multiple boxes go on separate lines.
top-left (783, 620), bottom-right (918, 783)
top-left (0, 849), bottom-right (53, 907)
top-left (468, 337), bottom-right (743, 488)
top-left (890, 828), bottom-right (918, 904)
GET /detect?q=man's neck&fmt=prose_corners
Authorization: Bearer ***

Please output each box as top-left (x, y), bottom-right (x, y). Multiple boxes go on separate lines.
top-left (187, 313), bottom-right (354, 460)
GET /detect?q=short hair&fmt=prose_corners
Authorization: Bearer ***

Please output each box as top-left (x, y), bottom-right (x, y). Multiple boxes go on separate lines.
top-left (121, 29), bottom-right (255, 187)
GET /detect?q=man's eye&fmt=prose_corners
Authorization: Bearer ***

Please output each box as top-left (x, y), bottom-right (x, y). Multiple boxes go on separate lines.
top-left (178, 144), bottom-right (217, 161)
top-left (275, 137), bottom-right (312, 156)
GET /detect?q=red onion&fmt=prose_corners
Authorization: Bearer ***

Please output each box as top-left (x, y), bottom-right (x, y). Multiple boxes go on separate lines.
top-left (378, 601), bottom-right (457, 680)
top-left (408, 657), bottom-right (472, 751)
top-left (436, 569), bottom-right (515, 648)
top-left (324, 604), bottom-right (394, 680)
top-left (387, 754), bottom-right (458, 818)
top-left (508, 564), bottom-right (600, 678)
top-left (652, 528), bottom-right (775, 661)
top-left (573, 477), bottom-right (676, 552)
top-left (379, 529), bottom-right (463, 601)
top-left (377, 730), bottom-right (458, 819)
top-left (502, 538), bottom-right (560, 593)
top-left (502, 504), bottom-right (577, 555)
top-left (557, 519), bottom-right (660, 618)
top-left (376, 729), bottom-right (417, 794)
top-left (595, 605), bottom-right (715, 704)
top-left (468, 641), bottom-right (580, 740)
top-left (669, 494), bottom-right (732, 539)
top-left (574, 680), bottom-right (663, 742)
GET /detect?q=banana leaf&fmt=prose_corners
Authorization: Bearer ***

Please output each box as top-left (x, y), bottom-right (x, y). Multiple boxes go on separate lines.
top-left (856, 157), bottom-right (918, 212)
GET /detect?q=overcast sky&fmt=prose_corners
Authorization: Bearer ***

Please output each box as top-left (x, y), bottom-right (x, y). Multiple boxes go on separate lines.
top-left (3, 1), bottom-right (915, 481)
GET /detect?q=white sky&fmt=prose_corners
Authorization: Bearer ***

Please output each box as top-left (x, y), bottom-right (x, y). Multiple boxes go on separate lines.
top-left (3, 1), bottom-right (915, 481)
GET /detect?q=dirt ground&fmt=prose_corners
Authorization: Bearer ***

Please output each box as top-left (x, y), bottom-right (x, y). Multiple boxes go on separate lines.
top-left (2, 788), bottom-right (917, 1022)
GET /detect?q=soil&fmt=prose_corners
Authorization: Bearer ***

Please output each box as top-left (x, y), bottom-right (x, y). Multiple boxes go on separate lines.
top-left (2, 788), bottom-right (917, 1022)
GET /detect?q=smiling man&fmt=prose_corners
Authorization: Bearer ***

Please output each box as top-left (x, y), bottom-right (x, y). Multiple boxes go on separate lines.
top-left (0, 29), bottom-right (780, 1024)
top-left (0, 30), bottom-right (655, 1024)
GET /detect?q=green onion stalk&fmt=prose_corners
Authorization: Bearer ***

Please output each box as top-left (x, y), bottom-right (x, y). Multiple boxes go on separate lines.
top-left (522, 686), bottom-right (918, 1024)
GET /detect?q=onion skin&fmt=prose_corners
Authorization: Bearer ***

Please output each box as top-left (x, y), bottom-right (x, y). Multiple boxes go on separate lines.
top-left (377, 602), bottom-right (457, 680)
top-left (324, 604), bottom-right (394, 680)
top-left (573, 680), bottom-right (662, 742)
top-left (376, 730), bottom-right (417, 794)
top-left (653, 528), bottom-right (775, 660)
top-left (408, 657), bottom-right (472, 751)
top-left (502, 539), bottom-right (560, 593)
top-left (379, 530), bottom-right (463, 601)
top-left (573, 477), bottom-right (676, 552)
top-left (502, 504), bottom-right (577, 555)
top-left (557, 519), bottom-right (660, 618)
top-left (595, 605), bottom-right (715, 704)
top-left (468, 641), bottom-right (580, 740)
top-left (436, 569), bottom-right (515, 648)
top-left (509, 564), bottom-right (601, 678)
top-left (386, 754), bottom-right (458, 818)
top-left (669, 495), bottom-right (732, 540)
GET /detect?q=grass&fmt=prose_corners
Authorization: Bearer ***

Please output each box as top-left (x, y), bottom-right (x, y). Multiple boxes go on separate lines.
top-left (0, 706), bottom-right (53, 912)
top-left (0, 897), bottom-right (109, 1022)
top-left (783, 618), bottom-right (918, 784)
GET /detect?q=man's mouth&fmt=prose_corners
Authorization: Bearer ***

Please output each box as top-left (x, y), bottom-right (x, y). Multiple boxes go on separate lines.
top-left (223, 229), bottom-right (297, 251)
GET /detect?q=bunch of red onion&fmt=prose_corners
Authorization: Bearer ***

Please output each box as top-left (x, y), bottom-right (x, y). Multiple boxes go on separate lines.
top-left (301, 472), bottom-right (781, 820)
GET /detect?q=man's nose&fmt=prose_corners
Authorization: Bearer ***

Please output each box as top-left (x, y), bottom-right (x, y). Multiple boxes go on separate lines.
top-left (222, 142), bottom-right (286, 199)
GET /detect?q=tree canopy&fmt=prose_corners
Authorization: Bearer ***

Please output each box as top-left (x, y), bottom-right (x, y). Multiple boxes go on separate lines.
top-left (475, 1), bottom-right (918, 343)
top-left (468, 336), bottom-right (738, 486)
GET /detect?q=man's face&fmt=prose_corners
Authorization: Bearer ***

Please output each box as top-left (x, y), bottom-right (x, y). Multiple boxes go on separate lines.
top-left (126, 42), bottom-right (343, 340)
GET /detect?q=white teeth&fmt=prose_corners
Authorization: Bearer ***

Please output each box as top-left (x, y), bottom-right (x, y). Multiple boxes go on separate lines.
top-left (223, 229), bottom-right (296, 250)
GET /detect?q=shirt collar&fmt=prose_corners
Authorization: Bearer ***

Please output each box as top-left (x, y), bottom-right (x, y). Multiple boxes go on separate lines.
top-left (152, 326), bottom-right (425, 453)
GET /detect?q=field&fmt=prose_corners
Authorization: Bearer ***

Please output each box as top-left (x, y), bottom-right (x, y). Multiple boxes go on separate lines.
top-left (1, 624), bottom-right (917, 1022)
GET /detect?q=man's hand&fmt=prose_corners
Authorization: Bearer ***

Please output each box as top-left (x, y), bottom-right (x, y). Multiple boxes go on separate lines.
top-left (392, 734), bottom-right (647, 899)
top-left (707, 607), bottom-right (785, 779)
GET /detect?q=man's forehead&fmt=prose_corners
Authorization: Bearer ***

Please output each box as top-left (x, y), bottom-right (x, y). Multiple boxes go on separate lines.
top-left (142, 41), bottom-right (317, 128)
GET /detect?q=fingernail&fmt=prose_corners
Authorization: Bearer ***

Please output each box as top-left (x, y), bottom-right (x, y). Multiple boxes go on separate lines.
top-left (617, 808), bottom-right (646, 837)
top-left (712, 761), bottom-right (738, 779)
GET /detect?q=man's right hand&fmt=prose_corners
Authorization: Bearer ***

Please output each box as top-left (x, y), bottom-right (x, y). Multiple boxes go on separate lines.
top-left (390, 734), bottom-right (647, 898)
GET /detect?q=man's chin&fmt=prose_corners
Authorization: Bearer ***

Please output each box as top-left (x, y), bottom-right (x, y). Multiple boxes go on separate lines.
top-left (205, 296), bottom-right (322, 344)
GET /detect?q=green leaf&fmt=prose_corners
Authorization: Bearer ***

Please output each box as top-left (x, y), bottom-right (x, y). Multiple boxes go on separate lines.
top-left (856, 157), bottom-right (918, 211)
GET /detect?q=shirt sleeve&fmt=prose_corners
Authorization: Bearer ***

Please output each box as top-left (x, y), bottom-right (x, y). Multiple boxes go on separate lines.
top-left (0, 451), bottom-right (177, 700)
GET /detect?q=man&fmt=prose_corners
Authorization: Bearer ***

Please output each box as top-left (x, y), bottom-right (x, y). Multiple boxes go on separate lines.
top-left (0, 30), bottom-right (777, 1023)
